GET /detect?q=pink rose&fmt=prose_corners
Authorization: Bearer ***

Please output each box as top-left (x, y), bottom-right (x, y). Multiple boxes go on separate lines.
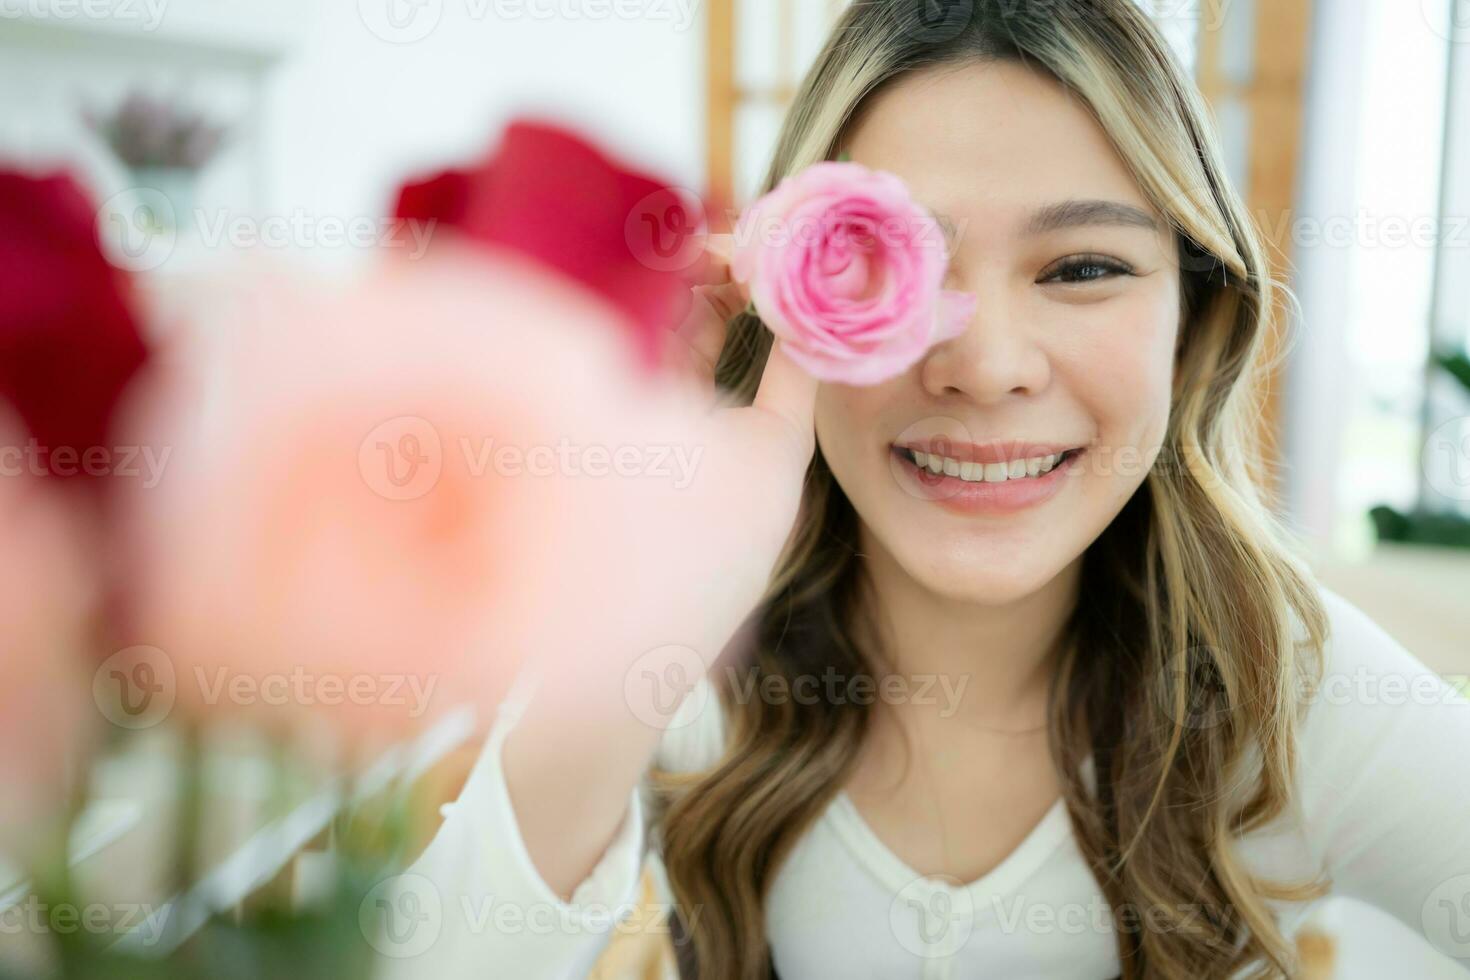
top-left (730, 161), bottom-right (976, 386)
top-left (117, 247), bottom-right (687, 744)
top-left (0, 409), bottom-right (96, 857)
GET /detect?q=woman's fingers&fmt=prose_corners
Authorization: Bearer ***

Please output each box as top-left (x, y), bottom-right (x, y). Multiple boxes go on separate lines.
top-left (675, 282), bottom-right (743, 381)
top-left (681, 233), bottom-right (736, 288)
top-left (671, 235), bottom-right (747, 386)
top-left (752, 339), bottom-right (818, 462)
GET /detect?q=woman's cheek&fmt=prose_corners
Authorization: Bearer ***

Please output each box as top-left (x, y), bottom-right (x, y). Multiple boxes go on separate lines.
top-left (1060, 290), bottom-right (1179, 484)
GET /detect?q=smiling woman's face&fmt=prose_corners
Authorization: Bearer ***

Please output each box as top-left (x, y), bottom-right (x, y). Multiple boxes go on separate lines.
top-left (817, 59), bottom-right (1182, 605)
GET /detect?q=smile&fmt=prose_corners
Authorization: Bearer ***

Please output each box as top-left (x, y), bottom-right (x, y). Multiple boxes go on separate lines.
top-left (897, 446), bottom-right (1083, 484)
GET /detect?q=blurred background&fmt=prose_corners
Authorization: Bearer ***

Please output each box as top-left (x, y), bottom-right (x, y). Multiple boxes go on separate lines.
top-left (5, 0), bottom-right (1467, 671)
top-left (1, 0), bottom-right (1468, 975)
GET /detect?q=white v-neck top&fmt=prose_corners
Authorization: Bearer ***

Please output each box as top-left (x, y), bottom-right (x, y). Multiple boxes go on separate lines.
top-left (371, 585), bottom-right (1470, 979)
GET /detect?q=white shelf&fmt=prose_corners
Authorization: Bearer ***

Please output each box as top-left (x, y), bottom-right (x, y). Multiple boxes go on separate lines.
top-left (0, 0), bottom-right (310, 68)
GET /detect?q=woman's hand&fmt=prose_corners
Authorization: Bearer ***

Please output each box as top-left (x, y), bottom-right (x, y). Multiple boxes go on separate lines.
top-left (503, 231), bottom-right (818, 899)
top-left (668, 233), bottom-right (749, 391)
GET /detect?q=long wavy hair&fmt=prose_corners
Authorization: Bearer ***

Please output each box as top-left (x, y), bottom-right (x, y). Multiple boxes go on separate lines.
top-left (654, 2), bottom-right (1332, 977)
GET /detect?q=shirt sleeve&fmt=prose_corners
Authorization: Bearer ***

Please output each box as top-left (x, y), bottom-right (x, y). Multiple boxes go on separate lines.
top-left (1297, 584), bottom-right (1470, 969)
top-left (370, 671), bottom-right (725, 980)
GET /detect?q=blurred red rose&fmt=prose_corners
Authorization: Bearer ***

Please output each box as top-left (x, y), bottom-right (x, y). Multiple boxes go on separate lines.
top-left (393, 119), bottom-right (705, 370)
top-left (0, 170), bottom-right (150, 478)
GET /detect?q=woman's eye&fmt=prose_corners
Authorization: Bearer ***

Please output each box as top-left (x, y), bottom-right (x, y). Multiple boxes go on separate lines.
top-left (1038, 255), bottom-right (1135, 284)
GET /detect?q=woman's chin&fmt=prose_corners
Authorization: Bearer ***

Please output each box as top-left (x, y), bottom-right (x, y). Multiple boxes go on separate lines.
top-left (884, 544), bottom-right (1064, 606)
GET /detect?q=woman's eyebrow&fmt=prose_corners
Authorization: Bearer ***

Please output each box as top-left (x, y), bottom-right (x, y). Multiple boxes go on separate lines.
top-left (925, 199), bottom-right (1159, 244)
top-left (1024, 199), bottom-right (1160, 235)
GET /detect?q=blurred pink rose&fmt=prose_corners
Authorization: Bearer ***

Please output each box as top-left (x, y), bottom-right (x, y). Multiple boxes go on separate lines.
top-left (731, 161), bottom-right (976, 386)
top-left (118, 247), bottom-right (697, 744)
top-left (0, 410), bottom-right (96, 857)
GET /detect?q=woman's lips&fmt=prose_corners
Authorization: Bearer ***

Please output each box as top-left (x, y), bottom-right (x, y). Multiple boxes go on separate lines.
top-left (889, 444), bottom-right (1086, 515)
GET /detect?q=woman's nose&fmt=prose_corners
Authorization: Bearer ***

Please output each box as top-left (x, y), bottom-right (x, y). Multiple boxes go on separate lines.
top-left (918, 285), bottom-right (1052, 402)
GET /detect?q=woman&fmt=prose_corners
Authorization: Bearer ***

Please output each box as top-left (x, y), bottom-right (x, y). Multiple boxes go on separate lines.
top-left (381, 2), bottom-right (1470, 977)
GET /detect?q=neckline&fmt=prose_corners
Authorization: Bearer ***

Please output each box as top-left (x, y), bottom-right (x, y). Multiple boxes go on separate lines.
top-left (825, 787), bottom-right (1072, 902)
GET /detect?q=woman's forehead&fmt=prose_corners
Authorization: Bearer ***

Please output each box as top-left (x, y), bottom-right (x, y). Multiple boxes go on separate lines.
top-left (842, 61), bottom-right (1154, 227)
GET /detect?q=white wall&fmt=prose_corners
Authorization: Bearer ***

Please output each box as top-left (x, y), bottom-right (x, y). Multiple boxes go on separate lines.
top-left (261, 0), bottom-right (706, 232)
top-left (0, 0), bottom-right (707, 271)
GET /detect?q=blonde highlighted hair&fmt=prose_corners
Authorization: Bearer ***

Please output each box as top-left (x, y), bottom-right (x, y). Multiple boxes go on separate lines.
top-left (656, 2), bottom-right (1331, 976)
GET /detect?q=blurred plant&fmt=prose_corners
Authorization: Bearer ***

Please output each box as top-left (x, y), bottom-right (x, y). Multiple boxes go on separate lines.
top-left (1372, 346), bottom-right (1470, 549)
top-left (85, 93), bottom-right (228, 173)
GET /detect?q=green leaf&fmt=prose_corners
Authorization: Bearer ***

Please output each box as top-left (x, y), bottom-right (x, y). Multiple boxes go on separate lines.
top-left (1433, 349), bottom-right (1470, 395)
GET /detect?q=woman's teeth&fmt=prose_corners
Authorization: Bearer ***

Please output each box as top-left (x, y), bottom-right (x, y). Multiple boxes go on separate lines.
top-left (908, 449), bottom-right (1068, 483)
